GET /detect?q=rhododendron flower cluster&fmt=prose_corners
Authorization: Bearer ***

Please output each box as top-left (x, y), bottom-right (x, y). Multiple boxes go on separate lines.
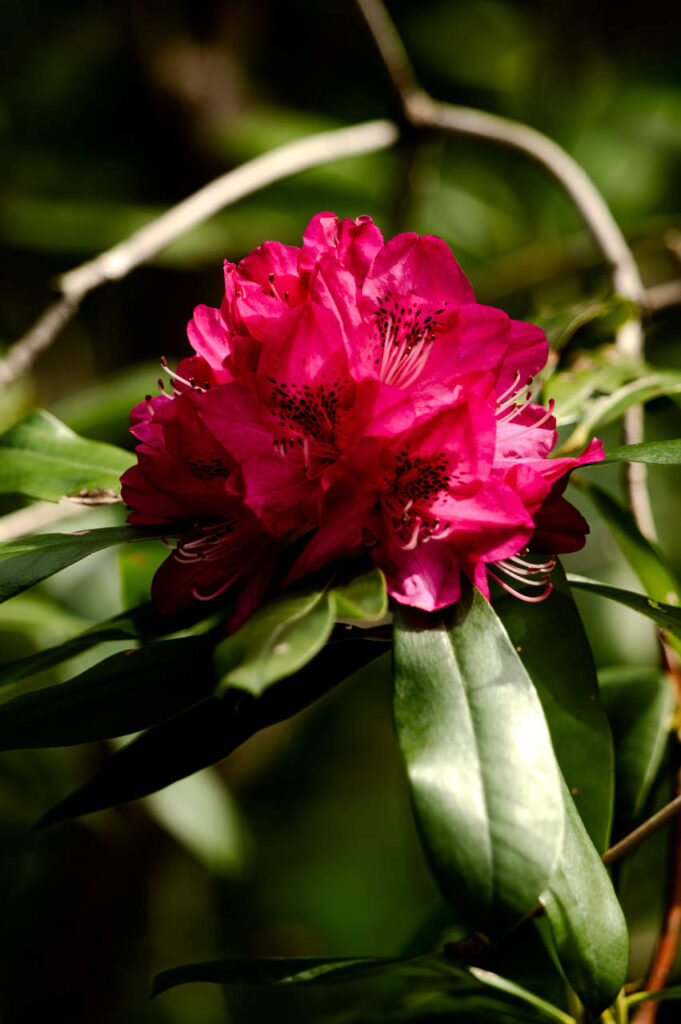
top-left (121, 212), bottom-right (603, 623)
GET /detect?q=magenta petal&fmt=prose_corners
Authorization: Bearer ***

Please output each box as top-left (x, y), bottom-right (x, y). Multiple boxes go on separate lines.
top-left (531, 495), bottom-right (591, 554)
top-left (186, 305), bottom-right (232, 380)
top-left (336, 215), bottom-right (384, 283)
top-left (363, 232), bottom-right (475, 307)
top-left (496, 320), bottom-right (549, 394)
top-left (376, 535), bottom-right (461, 612)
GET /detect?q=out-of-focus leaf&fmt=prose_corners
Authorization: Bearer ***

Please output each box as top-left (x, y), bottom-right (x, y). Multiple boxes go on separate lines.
top-left (539, 781), bottom-right (628, 1014)
top-left (577, 481), bottom-right (681, 606)
top-left (214, 586), bottom-right (335, 697)
top-left (52, 362), bottom-right (162, 444)
top-left (393, 583), bottom-right (564, 929)
top-left (560, 374), bottom-right (681, 451)
top-left (143, 768), bottom-right (246, 875)
top-left (494, 562), bottom-right (613, 850)
top-left (543, 345), bottom-right (642, 426)
top-left (603, 438), bottom-right (681, 465)
top-left (599, 666), bottom-right (674, 826)
top-left (0, 410), bottom-right (133, 502)
top-left (0, 526), bottom-right (167, 603)
top-left (568, 575), bottom-right (681, 638)
top-left (534, 297), bottom-right (637, 354)
top-left (0, 637), bottom-right (216, 748)
top-left (331, 569), bottom-right (387, 621)
top-left (119, 541), bottom-right (167, 609)
top-left (38, 642), bottom-right (387, 824)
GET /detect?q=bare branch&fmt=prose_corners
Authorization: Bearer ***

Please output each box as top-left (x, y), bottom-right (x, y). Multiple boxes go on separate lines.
top-left (602, 794), bottom-right (681, 868)
top-left (0, 501), bottom-right (91, 543)
top-left (355, 0), bottom-right (655, 537)
top-left (0, 296), bottom-right (80, 390)
top-left (0, 119), bottom-right (399, 389)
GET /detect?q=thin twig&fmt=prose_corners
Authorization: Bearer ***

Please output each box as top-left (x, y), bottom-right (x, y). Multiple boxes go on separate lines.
top-left (0, 119), bottom-right (398, 390)
top-left (602, 794), bottom-right (681, 868)
top-left (0, 501), bottom-right (92, 543)
top-left (631, 772), bottom-right (681, 1024)
top-left (355, 0), bottom-right (654, 538)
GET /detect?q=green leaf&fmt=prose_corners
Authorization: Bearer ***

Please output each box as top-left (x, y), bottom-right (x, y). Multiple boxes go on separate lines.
top-left (214, 586), bottom-right (335, 697)
top-left (331, 569), bottom-right (388, 621)
top-left (539, 781), bottom-right (629, 1014)
top-left (0, 636), bottom-right (216, 748)
top-left (599, 665), bottom-right (674, 826)
top-left (143, 769), bottom-right (245, 875)
top-left (151, 954), bottom-right (574, 1024)
top-left (0, 600), bottom-right (214, 689)
top-left (494, 562), bottom-right (614, 850)
top-left (603, 438), bottom-right (681, 465)
top-left (38, 641), bottom-right (387, 824)
top-left (152, 955), bottom-right (412, 994)
top-left (567, 575), bottom-right (681, 638)
top-left (577, 481), bottom-right (681, 606)
top-left (393, 583), bottom-right (564, 929)
top-left (0, 410), bottom-right (133, 501)
top-left (0, 526), bottom-right (166, 604)
top-left (627, 986), bottom-right (681, 1008)
top-left (561, 374), bottom-right (681, 452)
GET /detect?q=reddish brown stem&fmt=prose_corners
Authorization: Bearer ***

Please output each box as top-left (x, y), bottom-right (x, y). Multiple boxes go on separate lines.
top-left (633, 769), bottom-right (681, 1024)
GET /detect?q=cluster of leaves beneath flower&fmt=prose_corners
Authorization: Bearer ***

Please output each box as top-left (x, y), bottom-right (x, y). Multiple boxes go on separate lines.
top-left (4, 407), bottom-right (681, 1020)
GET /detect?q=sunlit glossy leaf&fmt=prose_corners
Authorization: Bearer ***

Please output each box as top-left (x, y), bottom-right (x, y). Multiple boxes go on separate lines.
top-left (0, 636), bottom-right (216, 748)
top-left (331, 569), bottom-right (387, 621)
top-left (568, 575), bottom-right (681, 638)
top-left (393, 583), bottom-right (564, 929)
top-left (38, 641), bottom-right (387, 824)
top-left (0, 410), bottom-right (133, 501)
top-left (214, 587), bottom-right (335, 697)
top-left (494, 562), bottom-right (613, 850)
top-left (603, 438), bottom-right (681, 465)
top-left (539, 781), bottom-right (628, 1014)
top-left (599, 665), bottom-right (674, 827)
top-left (0, 526), bottom-right (167, 604)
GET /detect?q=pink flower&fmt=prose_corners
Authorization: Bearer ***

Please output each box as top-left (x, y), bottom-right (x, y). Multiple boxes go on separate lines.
top-left (122, 212), bottom-right (603, 618)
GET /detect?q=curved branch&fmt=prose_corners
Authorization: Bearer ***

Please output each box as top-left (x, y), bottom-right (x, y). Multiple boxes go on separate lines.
top-left (355, 0), bottom-right (654, 536)
top-left (0, 119), bottom-right (399, 389)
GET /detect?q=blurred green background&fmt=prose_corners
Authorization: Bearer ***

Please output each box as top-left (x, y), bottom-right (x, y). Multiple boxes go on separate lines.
top-left (3, 1), bottom-right (681, 1020)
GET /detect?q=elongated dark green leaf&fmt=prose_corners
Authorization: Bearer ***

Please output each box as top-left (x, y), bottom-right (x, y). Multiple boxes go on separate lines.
top-left (0, 526), bottom-right (166, 603)
top-left (331, 569), bottom-right (387, 620)
top-left (599, 665), bottom-right (674, 827)
top-left (214, 586), bottom-right (335, 696)
top-left (568, 575), bottom-right (681, 638)
top-left (0, 410), bottom-right (133, 501)
top-left (0, 637), bottom-right (216, 748)
top-left (0, 599), bottom-right (216, 688)
top-left (38, 641), bottom-right (387, 824)
top-left (0, 606), bottom-right (149, 688)
top-left (539, 781), bottom-right (628, 1013)
top-left (152, 954), bottom-right (574, 1024)
top-left (577, 481), bottom-right (681, 606)
top-left (393, 583), bottom-right (564, 929)
top-left (603, 438), bottom-right (681, 465)
top-left (152, 955), bottom-right (412, 993)
top-left (494, 562), bottom-right (613, 850)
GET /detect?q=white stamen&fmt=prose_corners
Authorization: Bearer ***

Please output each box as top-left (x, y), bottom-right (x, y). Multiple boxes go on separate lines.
top-left (488, 569), bottom-right (553, 603)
